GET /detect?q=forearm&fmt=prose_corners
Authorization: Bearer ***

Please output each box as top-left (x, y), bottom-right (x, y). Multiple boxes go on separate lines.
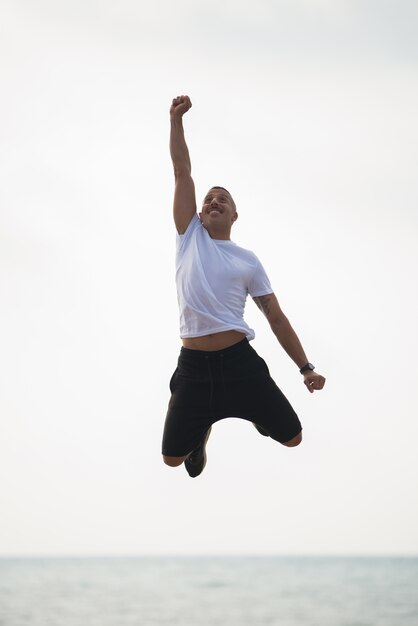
top-left (271, 318), bottom-right (308, 369)
top-left (254, 294), bottom-right (324, 391)
top-left (170, 117), bottom-right (191, 177)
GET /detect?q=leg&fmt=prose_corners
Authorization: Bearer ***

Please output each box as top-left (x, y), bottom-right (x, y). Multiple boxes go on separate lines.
top-left (220, 343), bottom-right (302, 447)
top-left (163, 454), bottom-right (189, 467)
top-left (163, 426), bottom-right (212, 477)
top-left (237, 363), bottom-right (302, 446)
top-left (184, 426), bottom-right (212, 478)
top-left (162, 354), bottom-right (214, 476)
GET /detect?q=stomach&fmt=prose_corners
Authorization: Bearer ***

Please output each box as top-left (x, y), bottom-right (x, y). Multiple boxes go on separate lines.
top-left (182, 329), bottom-right (246, 351)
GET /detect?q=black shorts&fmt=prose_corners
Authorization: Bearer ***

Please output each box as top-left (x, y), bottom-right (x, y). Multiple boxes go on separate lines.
top-left (162, 339), bottom-right (302, 457)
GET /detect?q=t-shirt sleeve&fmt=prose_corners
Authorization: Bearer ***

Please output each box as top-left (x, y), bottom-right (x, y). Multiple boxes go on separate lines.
top-left (248, 258), bottom-right (273, 297)
top-left (176, 213), bottom-right (201, 253)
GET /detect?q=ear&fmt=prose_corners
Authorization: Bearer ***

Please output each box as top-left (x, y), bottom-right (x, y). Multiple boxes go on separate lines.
top-left (232, 212), bottom-right (238, 222)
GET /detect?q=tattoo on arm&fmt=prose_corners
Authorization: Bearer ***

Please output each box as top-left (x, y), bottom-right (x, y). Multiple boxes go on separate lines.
top-left (253, 295), bottom-right (272, 317)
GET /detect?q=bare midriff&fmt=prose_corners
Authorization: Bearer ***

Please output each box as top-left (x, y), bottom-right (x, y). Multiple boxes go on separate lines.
top-left (182, 329), bottom-right (246, 351)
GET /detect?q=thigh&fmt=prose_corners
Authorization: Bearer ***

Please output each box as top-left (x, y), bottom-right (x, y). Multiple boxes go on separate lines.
top-left (224, 371), bottom-right (302, 444)
top-left (162, 369), bottom-right (214, 457)
top-left (251, 376), bottom-right (302, 443)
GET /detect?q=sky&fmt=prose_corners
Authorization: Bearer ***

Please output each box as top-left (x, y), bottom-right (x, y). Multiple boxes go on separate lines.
top-left (1, 0), bottom-right (417, 557)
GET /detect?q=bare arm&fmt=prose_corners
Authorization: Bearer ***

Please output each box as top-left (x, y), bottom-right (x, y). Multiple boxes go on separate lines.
top-left (170, 95), bottom-right (197, 234)
top-left (253, 293), bottom-right (326, 393)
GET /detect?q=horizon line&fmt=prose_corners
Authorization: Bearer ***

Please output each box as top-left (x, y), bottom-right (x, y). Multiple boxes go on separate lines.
top-left (1, 552), bottom-right (417, 560)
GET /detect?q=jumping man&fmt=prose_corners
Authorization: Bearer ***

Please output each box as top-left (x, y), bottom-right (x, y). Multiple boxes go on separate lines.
top-left (162, 95), bottom-right (326, 478)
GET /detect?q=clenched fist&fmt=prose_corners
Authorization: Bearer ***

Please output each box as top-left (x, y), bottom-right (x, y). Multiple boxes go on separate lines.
top-left (170, 95), bottom-right (192, 119)
top-left (303, 371), bottom-right (326, 394)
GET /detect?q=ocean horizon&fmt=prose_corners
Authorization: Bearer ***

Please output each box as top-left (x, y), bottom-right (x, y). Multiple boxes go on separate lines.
top-left (1, 555), bottom-right (417, 625)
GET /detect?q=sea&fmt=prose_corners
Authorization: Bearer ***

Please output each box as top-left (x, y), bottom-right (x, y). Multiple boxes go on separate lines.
top-left (0, 556), bottom-right (417, 626)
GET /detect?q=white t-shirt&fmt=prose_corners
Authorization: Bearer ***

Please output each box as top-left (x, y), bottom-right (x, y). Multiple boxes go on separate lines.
top-left (176, 214), bottom-right (273, 341)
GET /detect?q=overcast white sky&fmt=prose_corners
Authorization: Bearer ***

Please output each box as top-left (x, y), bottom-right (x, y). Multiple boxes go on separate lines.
top-left (1, 0), bottom-right (417, 557)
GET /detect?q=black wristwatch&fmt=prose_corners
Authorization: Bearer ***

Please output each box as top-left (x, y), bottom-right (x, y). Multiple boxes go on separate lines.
top-left (300, 362), bottom-right (315, 374)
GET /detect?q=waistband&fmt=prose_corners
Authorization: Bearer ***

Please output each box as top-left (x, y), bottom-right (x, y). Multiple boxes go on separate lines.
top-left (180, 338), bottom-right (250, 361)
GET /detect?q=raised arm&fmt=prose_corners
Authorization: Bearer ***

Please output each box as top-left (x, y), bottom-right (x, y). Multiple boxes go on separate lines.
top-left (170, 95), bottom-right (197, 234)
top-left (253, 293), bottom-right (326, 393)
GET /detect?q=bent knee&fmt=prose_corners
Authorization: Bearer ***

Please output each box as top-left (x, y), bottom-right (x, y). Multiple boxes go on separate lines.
top-left (163, 454), bottom-right (187, 467)
top-left (282, 431), bottom-right (302, 447)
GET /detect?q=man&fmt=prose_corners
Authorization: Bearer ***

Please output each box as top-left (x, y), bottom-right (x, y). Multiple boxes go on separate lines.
top-left (162, 94), bottom-right (326, 478)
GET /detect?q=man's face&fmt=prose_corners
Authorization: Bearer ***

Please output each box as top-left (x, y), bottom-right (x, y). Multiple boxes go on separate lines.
top-left (199, 188), bottom-right (237, 230)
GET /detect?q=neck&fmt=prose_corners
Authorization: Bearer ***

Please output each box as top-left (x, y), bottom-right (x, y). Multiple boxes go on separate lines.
top-left (206, 225), bottom-right (231, 240)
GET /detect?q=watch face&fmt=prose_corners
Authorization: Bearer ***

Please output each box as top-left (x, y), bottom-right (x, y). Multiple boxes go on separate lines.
top-left (301, 362), bottom-right (315, 373)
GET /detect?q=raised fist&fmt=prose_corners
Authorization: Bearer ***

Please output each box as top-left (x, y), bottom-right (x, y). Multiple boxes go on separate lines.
top-left (170, 95), bottom-right (192, 119)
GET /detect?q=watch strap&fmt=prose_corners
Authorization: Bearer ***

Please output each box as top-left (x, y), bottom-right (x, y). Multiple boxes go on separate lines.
top-left (300, 362), bottom-right (315, 374)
